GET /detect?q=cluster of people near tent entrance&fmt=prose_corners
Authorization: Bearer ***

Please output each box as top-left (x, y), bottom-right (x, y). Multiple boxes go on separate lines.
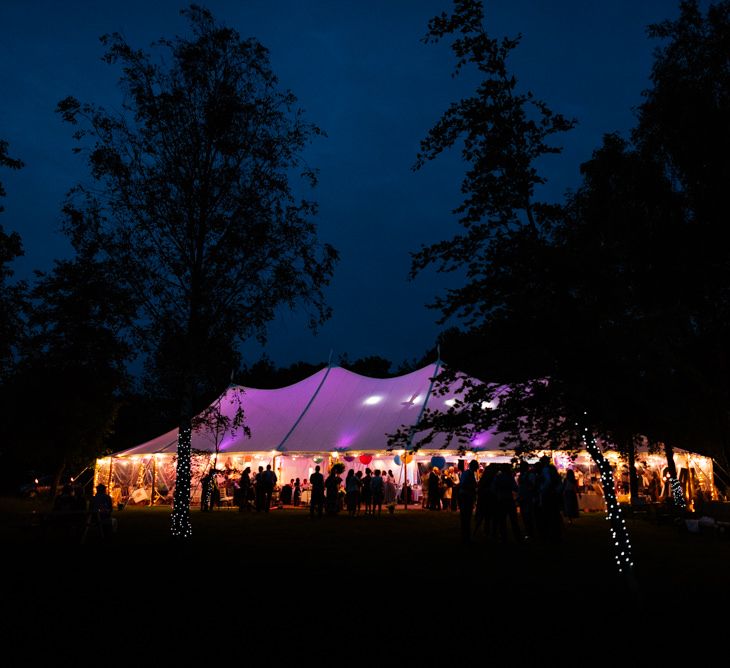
top-left (415, 457), bottom-right (582, 544)
top-left (201, 455), bottom-right (583, 543)
top-left (213, 464), bottom-right (403, 516)
top-left (306, 466), bottom-right (401, 517)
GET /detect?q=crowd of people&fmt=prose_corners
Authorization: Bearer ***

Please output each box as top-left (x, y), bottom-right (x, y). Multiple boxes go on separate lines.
top-left (422, 457), bottom-right (580, 543)
top-left (197, 455), bottom-right (583, 544)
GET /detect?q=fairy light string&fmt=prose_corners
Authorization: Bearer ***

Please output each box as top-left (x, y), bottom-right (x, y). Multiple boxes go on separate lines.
top-left (171, 424), bottom-right (193, 538)
top-left (580, 413), bottom-right (634, 576)
top-left (670, 477), bottom-right (686, 509)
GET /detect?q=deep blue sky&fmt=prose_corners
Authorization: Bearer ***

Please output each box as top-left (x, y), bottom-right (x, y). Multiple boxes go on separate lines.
top-left (0, 0), bottom-right (689, 368)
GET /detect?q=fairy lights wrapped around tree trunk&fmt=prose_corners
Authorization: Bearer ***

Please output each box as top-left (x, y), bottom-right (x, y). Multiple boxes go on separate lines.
top-left (170, 424), bottom-right (192, 538)
top-left (581, 417), bottom-right (634, 576)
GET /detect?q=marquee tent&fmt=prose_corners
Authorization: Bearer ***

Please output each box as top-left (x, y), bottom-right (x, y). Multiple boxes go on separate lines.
top-left (94, 363), bottom-right (716, 509)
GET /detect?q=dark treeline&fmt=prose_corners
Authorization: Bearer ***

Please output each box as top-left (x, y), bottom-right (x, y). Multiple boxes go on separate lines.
top-left (400, 0), bottom-right (730, 494)
top-left (2, 0), bottom-right (730, 506)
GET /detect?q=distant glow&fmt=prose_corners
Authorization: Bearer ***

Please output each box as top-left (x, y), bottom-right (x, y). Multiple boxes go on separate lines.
top-left (401, 393), bottom-right (421, 406)
top-left (364, 395), bottom-right (382, 405)
top-left (444, 399), bottom-right (456, 407)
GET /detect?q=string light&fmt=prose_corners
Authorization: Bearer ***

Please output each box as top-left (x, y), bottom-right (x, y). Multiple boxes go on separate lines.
top-left (670, 477), bottom-right (686, 510)
top-left (581, 417), bottom-right (634, 576)
top-left (171, 425), bottom-right (193, 538)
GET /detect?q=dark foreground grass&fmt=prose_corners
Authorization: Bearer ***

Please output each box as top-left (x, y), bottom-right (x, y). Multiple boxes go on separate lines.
top-left (3, 498), bottom-right (728, 611)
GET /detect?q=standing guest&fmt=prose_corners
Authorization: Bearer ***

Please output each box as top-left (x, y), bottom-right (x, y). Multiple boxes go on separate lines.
top-left (238, 467), bottom-right (251, 512)
top-left (475, 464), bottom-right (496, 538)
top-left (200, 470), bottom-right (214, 512)
top-left (494, 464), bottom-right (522, 542)
top-left (262, 464), bottom-right (277, 512)
top-left (310, 466), bottom-right (325, 518)
top-left (355, 471), bottom-right (364, 514)
top-left (90, 483), bottom-right (116, 537)
top-left (421, 470), bottom-right (429, 509)
top-left (517, 462), bottom-right (536, 539)
top-left (442, 469), bottom-right (454, 511)
top-left (293, 478), bottom-right (302, 507)
top-left (562, 469), bottom-right (580, 524)
top-left (371, 470), bottom-right (385, 515)
top-left (428, 467), bottom-right (441, 511)
top-left (539, 457), bottom-right (563, 542)
top-left (458, 460), bottom-right (479, 544)
top-left (325, 468), bottom-right (342, 515)
top-left (91, 484), bottom-right (113, 517)
top-left (345, 469), bottom-right (359, 516)
top-left (254, 466), bottom-right (265, 512)
top-left (361, 468), bottom-right (373, 514)
top-left (450, 467), bottom-right (460, 511)
top-left (384, 470), bottom-right (397, 509)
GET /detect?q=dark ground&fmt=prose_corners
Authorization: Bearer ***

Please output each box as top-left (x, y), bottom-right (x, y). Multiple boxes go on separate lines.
top-left (2, 498), bottom-right (728, 612)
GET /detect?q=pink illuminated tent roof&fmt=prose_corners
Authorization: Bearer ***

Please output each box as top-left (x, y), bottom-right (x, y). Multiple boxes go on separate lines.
top-left (115, 363), bottom-right (505, 456)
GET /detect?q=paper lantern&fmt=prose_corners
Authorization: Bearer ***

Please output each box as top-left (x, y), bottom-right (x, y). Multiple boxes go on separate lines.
top-left (403, 454), bottom-right (413, 464)
top-left (344, 455), bottom-right (355, 462)
top-left (312, 456), bottom-right (323, 464)
top-left (359, 454), bottom-right (373, 465)
top-left (393, 455), bottom-right (402, 466)
top-left (431, 456), bottom-right (446, 470)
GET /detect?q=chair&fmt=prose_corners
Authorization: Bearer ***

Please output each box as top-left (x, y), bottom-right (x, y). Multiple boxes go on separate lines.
top-left (218, 485), bottom-right (234, 508)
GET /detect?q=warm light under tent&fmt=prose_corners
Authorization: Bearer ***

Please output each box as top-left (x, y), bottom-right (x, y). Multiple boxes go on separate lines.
top-left (95, 364), bottom-right (716, 509)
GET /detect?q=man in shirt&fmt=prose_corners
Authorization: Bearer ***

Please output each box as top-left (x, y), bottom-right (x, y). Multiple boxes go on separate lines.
top-left (309, 465), bottom-right (325, 518)
top-left (458, 460), bottom-right (480, 544)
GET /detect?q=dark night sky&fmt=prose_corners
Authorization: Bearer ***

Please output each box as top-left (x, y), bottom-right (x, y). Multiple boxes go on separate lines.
top-left (0, 0), bottom-right (690, 369)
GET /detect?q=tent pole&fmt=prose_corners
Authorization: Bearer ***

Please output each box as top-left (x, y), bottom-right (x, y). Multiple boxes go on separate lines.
top-left (107, 457), bottom-right (114, 489)
top-left (403, 459), bottom-right (408, 511)
top-left (150, 456), bottom-right (157, 507)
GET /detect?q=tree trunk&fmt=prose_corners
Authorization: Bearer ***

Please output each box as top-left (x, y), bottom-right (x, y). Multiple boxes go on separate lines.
top-left (663, 442), bottom-right (686, 509)
top-left (583, 427), bottom-right (636, 588)
top-left (170, 377), bottom-right (194, 539)
top-left (627, 437), bottom-right (639, 506)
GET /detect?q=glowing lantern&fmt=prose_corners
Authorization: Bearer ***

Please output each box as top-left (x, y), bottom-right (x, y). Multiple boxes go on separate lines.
top-left (359, 454), bottom-right (373, 465)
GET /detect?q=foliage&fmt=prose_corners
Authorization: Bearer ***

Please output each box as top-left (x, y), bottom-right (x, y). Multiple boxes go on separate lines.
top-left (399, 1), bottom-right (730, 471)
top-left (0, 255), bottom-right (135, 493)
top-left (56, 5), bottom-right (338, 411)
top-left (56, 5), bottom-right (337, 535)
top-left (0, 140), bottom-right (26, 379)
top-left (411, 0), bottom-right (574, 328)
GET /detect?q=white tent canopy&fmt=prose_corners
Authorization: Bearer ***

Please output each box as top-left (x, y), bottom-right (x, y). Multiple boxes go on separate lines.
top-left (116, 363), bottom-right (503, 457)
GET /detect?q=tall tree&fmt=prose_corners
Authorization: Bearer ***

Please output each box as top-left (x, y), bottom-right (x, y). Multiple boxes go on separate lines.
top-left (56, 5), bottom-right (338, 537)
top-left (0, 140), bottom-right (25, 379)
top-left (404, 1), bottom-right (639, 577)
top-left (635, 0), bottom-right (730, 472)
top-left (0, 255), bottom-right (135, 496)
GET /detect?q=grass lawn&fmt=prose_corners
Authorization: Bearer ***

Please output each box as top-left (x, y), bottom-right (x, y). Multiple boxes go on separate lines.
top-left (2, 497), bottom-right (728, 610)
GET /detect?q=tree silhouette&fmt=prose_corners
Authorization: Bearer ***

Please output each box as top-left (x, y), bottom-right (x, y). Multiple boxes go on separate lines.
top-left (57, 6), bottom-right (338, 537)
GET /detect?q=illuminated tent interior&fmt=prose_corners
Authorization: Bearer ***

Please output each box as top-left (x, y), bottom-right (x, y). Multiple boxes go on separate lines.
top-left (94, 363), bottom-right (716, 509)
